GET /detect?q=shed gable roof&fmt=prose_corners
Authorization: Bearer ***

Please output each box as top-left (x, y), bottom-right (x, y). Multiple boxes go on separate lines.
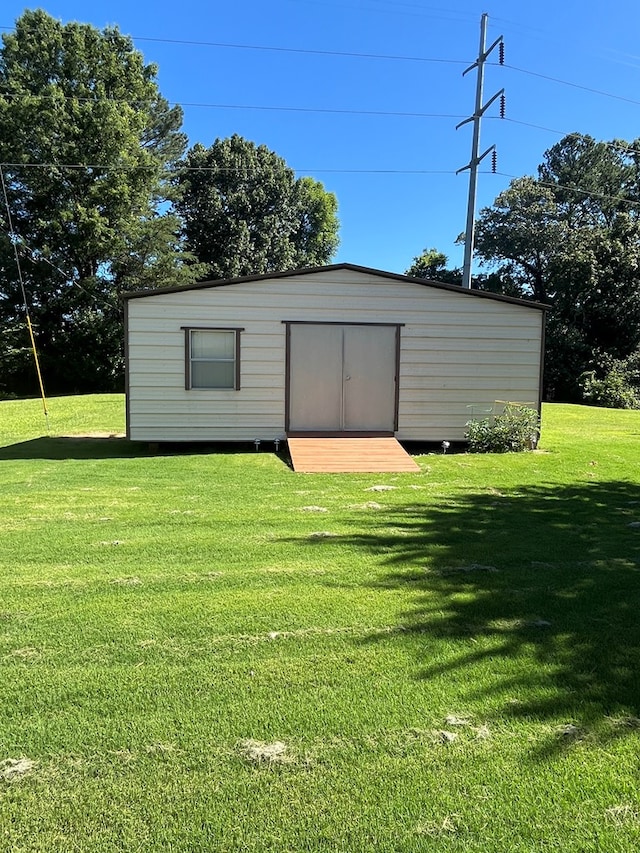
top-left (122, 262), bottom-right (546, 311)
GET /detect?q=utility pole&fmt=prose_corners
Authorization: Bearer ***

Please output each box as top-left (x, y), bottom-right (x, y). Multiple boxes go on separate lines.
top-left (457, 13), bottom-right (504, 289)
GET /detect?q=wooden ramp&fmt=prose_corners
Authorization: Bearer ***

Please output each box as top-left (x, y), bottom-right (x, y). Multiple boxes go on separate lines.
top-left (287, 437), bottom-right (420, 473)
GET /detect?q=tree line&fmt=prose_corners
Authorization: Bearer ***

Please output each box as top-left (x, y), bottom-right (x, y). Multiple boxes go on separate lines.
top-left (407, 134), bottom-right (640, 407)
top-left (0, 10), bottom-right (339, 396)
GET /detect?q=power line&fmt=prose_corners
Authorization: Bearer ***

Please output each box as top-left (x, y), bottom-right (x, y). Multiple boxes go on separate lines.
top-left (2, 87), bottom-right (615, 142)
top-left (0, 218), bottom-right (120, 310)
top-left (293, 0), bottom-right (481, 26)
top-left (498, 62), bottom-right (640, 108)
top-left (0, 171), bottom-right (32, 318)
top-left (6, 158), bottom-right (640, 211)
top-left (494, 171), bottom-right (640, 209)
top-left (4, 21), bottom-right (640, 109)
top-left (0, 86), bottom-right (620, 142)
top-left (537, 179), bottom-right (640, 207)
top-left (0, 91), bottom-right (464, 119)
top-left (0, 86), bottom-right (624, 142)
top-left (0, 161), bottom-right (460, 175)
top-left (3, 25), bottom-right (640, 111)
top-left (127, 35), bottom-right (640, 109)
top-left (5, 163), bottom-right (639, 242)
top-left (500, 117), bottom-right (566, 136)
top-left (117, 35), bottom-right (470, 65)
top-left (498, 117), bottom-right (640, 157)
top-left (0, 26), bottom-right (468, 65)
top-left (491, 14), bottom-right (640, 75)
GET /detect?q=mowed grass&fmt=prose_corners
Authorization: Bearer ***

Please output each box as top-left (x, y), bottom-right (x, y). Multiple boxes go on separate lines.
top-left (1, 395), bottom-right (640, 852)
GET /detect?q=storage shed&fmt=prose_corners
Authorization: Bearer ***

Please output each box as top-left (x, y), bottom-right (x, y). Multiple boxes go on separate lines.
top-left (123, 263), bottom-right (545, 445)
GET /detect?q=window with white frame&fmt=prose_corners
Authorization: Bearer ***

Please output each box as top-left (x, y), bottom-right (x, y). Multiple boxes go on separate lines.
top-left (184, 328), bottom-right (242, 390)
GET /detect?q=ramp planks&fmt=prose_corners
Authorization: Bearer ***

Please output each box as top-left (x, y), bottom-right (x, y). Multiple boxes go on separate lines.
top-left (287, 436), bottom-right (420, 473)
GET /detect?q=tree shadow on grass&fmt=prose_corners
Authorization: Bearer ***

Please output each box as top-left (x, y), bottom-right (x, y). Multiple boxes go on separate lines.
top-left (0, 437), bottom-right (291, 462)
top-left (0, 436), bottom-right (146, 460)
top-left (298, 480), bottom-right (640, 752)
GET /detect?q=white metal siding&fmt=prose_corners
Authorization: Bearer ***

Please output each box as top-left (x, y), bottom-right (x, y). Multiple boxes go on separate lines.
top-left (126, 269), bottom-right (543, 442)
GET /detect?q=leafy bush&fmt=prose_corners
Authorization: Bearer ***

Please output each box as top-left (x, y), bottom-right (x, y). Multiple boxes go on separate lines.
top-left (580, 352), bottom-right (640, 409)
top-left (466, 403), bottom-right (540, 453)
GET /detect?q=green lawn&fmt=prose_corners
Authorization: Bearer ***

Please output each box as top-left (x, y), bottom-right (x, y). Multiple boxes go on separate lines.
top-left (1, 395), bottom-right (640, 852)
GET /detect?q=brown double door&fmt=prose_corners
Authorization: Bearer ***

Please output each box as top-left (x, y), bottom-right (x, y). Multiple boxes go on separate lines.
top-left (287, 323), bottom-right (398, 433)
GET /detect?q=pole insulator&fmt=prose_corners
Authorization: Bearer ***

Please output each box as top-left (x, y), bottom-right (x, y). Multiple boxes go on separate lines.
top-left (491, 149), bottom-right (497, 173)
top-left (500, 93), bottom-right (506, 119)
top-left (499, 40), bottom-right (505, 65)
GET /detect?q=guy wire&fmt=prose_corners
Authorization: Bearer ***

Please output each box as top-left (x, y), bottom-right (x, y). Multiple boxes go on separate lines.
top-left (0, 164), bottom-right (49, 432)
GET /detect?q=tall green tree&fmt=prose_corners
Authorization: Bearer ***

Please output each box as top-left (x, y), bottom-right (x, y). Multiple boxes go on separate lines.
top-left (176, 135), bottom-right (339, 280)
top-left (405, 247), bottom-right (461, 283)
top-left (404, 245), bottom-right (516, 294)
top-left (0, 10), bottom-right (202, 395)
top-left (473, 134), bottom-right (640, 401)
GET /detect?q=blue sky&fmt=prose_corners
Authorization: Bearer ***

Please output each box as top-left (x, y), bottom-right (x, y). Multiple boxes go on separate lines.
top-left (3, 1), bottom-right (640, 274)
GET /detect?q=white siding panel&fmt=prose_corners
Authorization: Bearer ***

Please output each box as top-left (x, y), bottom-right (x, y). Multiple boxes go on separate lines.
top-left (126, 268), bottom-right (544, 442)
top-left (127, 346), bottom-right (174, 363)
top-left (130, 411), bottom-right (283, 424)
top-left (399, 389), bottom-right (538, 406)
top-left (128, 278), bottom-right (523, 319)
top-left (128, 357), bottom-right (182, 372)
top-left (402, 355), bottom-right (538, 370)
top-left (131, 390), bottom-right (282, 418)
top-left (406, 326), bottom-right (538, 341)
top-left (129, 426), bottom-right (284, 442)
top-left (129, 362), bottom-right (284, 384)
top-left (403, 338), bottom-right (541, 354)
top-left (131, 305), bottom-right (535, 329)
top-left (130, 375), bottom-right (283, 391)
top-left (401, 378), bottom-right (540, 393)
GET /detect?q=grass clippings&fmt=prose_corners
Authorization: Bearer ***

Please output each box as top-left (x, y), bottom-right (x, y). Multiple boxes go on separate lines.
top-left (605, 805), bottom-right (640, 825)
top-left (145, 742), bottom-right (180, 757)
top-left (437, 731), bottom-right (459, 744)
top-left (609, 716), bottom-right (640, 730)
top-left (1, 758), bottom-right (36, 782)
top-left (415, 814), bottom-right (462, 837)
top-left (238, 739), bottom-right (290, 766)
top-left (109, 576), bottom-right (142, 586)
top-left (472, 725), bottom-right (491, 740)
top-left (444, 715), bottom-right (471, 727)
top-left (6, 647), bottom-right (40, 660)
top-left (558, 724), bottom-right (584, 741)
